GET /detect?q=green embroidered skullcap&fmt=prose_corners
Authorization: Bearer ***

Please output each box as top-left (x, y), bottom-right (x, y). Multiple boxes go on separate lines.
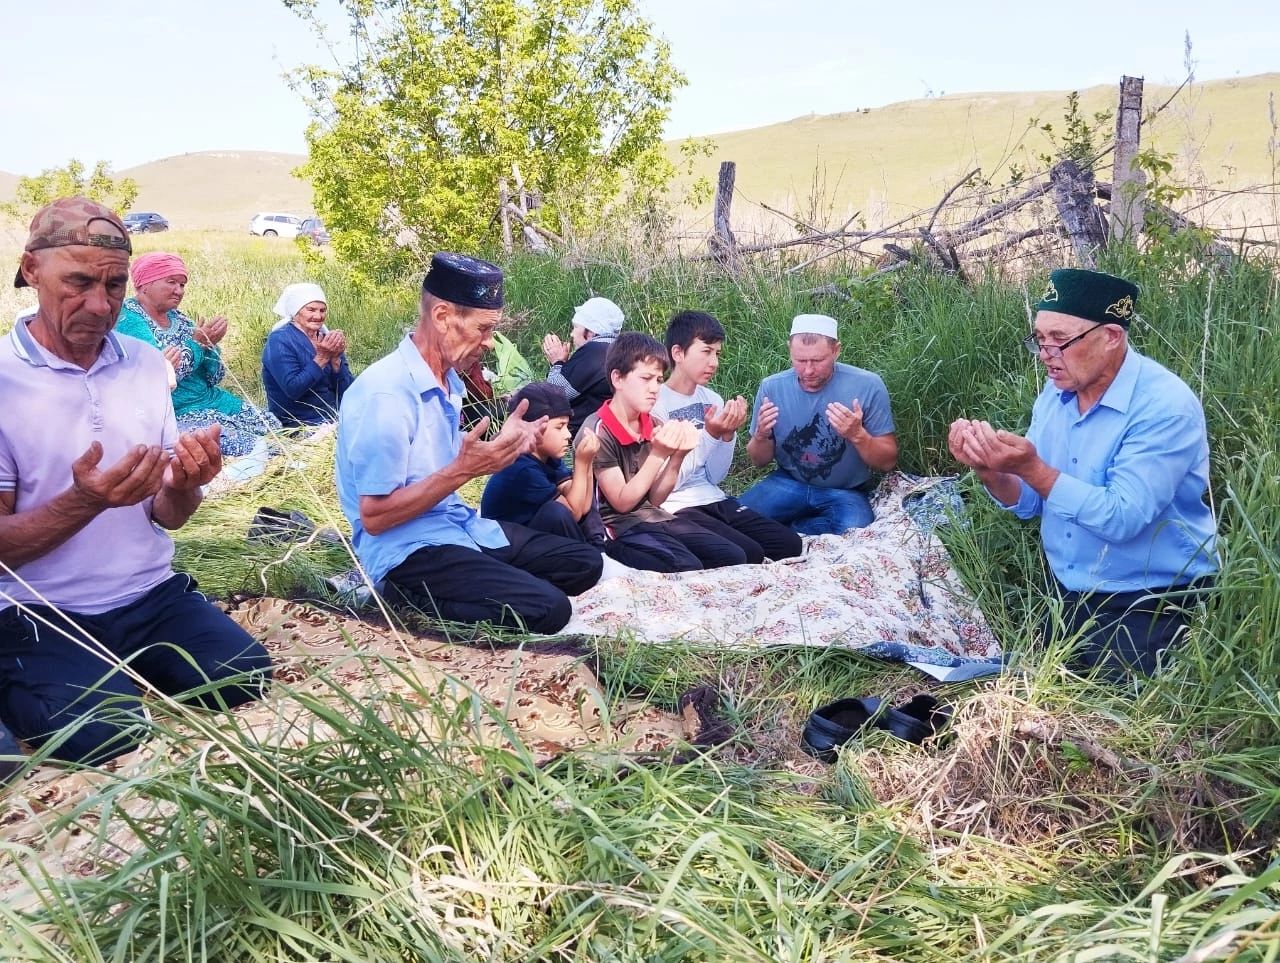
top-left (1036, 268), bottom-right (1139, 327)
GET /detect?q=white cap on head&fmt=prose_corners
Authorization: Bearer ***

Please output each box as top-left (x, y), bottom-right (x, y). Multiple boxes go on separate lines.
top-left (790, 314), bottom-right (838, 340)
top-left (572, 297), bottom-right (624, 337)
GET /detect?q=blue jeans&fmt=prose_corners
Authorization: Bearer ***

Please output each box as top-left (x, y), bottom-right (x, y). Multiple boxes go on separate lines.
top-left (739, 471), bottom-right (874, 536)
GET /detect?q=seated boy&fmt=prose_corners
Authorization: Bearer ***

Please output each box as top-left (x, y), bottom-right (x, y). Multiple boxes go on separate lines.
top-left (481, 382), bottom-right (603, 544)
top-left (579, 333), bottom-right (749, 572)
top-left (655, 311), bottom-right (804, 562)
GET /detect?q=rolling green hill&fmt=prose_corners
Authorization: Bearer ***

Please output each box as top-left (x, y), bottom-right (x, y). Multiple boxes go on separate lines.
top-left (120, 151), bottom-right (312, 232)
top-left (667, 73), bottom-right (1280, 233)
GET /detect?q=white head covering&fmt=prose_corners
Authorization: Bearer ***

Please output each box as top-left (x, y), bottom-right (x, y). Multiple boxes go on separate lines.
top-left (273, 283), bottom-right (328, 326)
top-left (572, 297), bottom-right (624, 337)
top-left (790, 314), bottom-right (838, 340)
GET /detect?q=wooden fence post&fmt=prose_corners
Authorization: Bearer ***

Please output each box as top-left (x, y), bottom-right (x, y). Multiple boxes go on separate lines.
top-left (498, 177), bottom-right (513, 254)
top-left (709, 161), bottom-right (738, 264)
top-left (1050, 158), bottom-right (1107, 268)
top-left (1111, 75), bottom-right (1146, 246)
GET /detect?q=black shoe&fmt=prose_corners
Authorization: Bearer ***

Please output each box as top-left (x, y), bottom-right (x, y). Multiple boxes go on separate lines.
top-left (878, 695), bottom-right (952, 745)
top-left (801, 697), bottom-right (882, 763)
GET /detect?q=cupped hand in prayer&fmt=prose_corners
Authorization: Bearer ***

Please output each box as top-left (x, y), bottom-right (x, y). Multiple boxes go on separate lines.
top-left (753, 397), bottom-right (779, 440)
top-left (194, 315), bottom-right (229, 348)
top-left (541, 332), bottom-right (570, 365)
top-left (458, 399), bottom-right (547, 476)
top-left (651, 419), bottom-right (699, 457)
top-left (704, 395), bottom-right (748, 440)
top-left (164, 426), bottom-right (224, 491)
top-left (71, 441), bottom-right (168, 510)
top-left (574, 426), bottom-right (600, 462)
top-left (826, 399), bottom-right (865, 442)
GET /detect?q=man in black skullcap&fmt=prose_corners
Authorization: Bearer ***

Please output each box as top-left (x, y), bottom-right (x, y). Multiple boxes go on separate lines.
top-left (335, 253), bottom-right (602, 633)
top-left (949, 268), bottom-right (1218, 680)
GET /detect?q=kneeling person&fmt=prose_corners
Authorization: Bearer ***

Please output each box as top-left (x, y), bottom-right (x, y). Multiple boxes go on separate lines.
top-left (1, 197), bottom-right (271, 765)
top-left (580, 333), bottom-right (748, 572)
top-left (335, 253), bottom-right (602, 634)
top-left (481, 382), bottom-right (605, 546)
top-left (655, 310), bottom-right (803, 562)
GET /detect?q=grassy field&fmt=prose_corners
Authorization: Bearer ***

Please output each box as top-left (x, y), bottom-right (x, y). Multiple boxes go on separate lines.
top-left (2, 229), bottom-right (1280, 959)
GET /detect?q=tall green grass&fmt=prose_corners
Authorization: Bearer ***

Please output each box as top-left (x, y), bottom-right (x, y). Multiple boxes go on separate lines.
top-left (3, 233), bottom-right (1279, 960)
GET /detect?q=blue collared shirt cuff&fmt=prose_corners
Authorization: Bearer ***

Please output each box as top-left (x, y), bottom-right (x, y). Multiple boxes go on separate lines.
top-left (1044, 471), bottom-right (1092, 520)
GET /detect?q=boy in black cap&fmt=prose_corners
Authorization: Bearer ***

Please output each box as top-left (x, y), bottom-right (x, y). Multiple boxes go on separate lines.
top-left (336, 253), bottom-right (603, 634)
top-left (481, 382), bottom-right (603, 542)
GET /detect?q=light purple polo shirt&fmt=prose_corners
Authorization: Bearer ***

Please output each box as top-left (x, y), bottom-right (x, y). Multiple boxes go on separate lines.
top-left (0, 320), bottom-right (178, 614)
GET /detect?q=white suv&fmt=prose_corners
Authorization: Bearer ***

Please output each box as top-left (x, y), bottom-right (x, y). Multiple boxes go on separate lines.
top-left (250, 212), bottom-right (302, 238)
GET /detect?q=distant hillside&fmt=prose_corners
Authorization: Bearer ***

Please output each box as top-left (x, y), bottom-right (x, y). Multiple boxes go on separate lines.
top-left (121, 151), bottom-right (312, 232)
top-left (0, 171), bottom-right (17, 202)
top-left (667, 73), bottom-right (1280, 233)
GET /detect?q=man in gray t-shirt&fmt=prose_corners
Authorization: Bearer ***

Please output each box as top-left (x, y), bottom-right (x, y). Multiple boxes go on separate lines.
top-left (739, 315), bottom-right (898, 535)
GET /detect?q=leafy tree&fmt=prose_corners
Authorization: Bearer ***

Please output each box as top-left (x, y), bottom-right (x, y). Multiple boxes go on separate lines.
top-left (1, 159), bottom-right (138, 221)
top-left (285, 0), bottom-right (685, 275)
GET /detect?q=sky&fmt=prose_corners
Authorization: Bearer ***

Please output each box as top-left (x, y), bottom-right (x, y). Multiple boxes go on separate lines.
top-left (1, 0), bottom-right (1277, 174)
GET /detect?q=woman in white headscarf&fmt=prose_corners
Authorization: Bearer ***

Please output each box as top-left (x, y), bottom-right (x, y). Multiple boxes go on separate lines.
top-left (260, 282), bottom-right (354, 426)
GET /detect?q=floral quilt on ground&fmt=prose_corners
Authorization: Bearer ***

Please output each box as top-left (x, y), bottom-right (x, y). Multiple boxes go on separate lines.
top-left (566, 473), bottom-right (1003, 671)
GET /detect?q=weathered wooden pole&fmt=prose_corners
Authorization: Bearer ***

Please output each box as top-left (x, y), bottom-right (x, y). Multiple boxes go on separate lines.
top-left (709, 161), bottom-right (738, 264)
top-left (1050, 158), bottom-right (1107, 268)
top-left (498, 177), bottom-right (513, 254)
top-left (1111, 75), bottom-right (1146, 246)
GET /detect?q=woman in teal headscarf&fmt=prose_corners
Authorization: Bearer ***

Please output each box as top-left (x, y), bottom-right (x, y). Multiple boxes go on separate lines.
top-left (116, 252), bottom-right (279, 457)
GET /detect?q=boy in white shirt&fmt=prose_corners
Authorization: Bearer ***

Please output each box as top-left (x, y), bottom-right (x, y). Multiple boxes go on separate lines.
top-left (653, 311), bottom-right (803, 562)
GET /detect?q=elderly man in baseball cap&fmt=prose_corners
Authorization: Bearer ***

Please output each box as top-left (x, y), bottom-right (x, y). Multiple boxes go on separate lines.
top-left (949, 268), bottom-right (1218, 681)
top-left (739, 314), bottom-right (899, 535)
top-left (0, 197), bottom-right (271, 765)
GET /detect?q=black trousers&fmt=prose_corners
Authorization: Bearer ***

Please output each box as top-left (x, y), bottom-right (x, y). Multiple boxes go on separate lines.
top-left (1058, 578), bottom-right (1213, 680)
top-left (613, 516), bottom-right (748, 573)
top-left (0, 575), bottom-right (271, 765)
top-left (384, 522), bottom-right (603, 635)
top-left (675, 498), bottom-right (804, 563)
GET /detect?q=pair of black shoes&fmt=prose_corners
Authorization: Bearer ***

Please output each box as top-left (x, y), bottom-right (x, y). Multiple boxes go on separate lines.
top-left (247, 507), bottom-right (343, 546)
top-left (801, 695), bottom-right (952, 763)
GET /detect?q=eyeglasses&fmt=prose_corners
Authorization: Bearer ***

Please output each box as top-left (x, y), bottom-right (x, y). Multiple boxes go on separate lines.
top-left (1022, 324), bottom-right (1105, 359)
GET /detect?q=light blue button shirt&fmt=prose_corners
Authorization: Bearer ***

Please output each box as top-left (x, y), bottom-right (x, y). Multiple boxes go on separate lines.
top-left (1006, 348), bottom-right (1218, 592)
top-left (335, 336), bottom-right (507, 584)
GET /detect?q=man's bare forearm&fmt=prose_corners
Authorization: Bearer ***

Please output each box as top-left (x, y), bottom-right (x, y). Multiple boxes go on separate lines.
top-left (152, 485), bottom-right (203, 530)
top-left (0, 488), bottom-right (101, 568)
top-left (360, 462), bottom-right (473, 535)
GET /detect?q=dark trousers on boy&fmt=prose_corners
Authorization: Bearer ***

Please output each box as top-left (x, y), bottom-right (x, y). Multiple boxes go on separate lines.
top-left (673, 498), bottom-right (803, 563)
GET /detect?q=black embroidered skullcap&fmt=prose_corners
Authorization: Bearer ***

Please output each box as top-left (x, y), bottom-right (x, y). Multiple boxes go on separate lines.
top-left (1036, 268), bottom-right (1140, 328)
top-left (422, 252), bottom-right (505, 309)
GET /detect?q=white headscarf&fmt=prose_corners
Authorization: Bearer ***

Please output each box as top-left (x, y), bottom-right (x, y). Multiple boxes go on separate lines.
top-left (272, 283), bottom-right (328, 330)
top-left (572, 297), bottom-right (624, 337)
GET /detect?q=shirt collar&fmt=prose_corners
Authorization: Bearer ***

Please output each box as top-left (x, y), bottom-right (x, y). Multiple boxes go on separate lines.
top-left (9, 317), bottom-right (129, 370)
top-left (1055, 347), bottom-right (1140, 414)
top-left (396, 334), bottom-right (463, 400)
top-left (596, 400), bottom-right (654, 444)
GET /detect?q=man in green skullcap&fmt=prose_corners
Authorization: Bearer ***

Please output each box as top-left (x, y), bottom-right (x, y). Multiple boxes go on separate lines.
top-left (949, 267), bottom-right (1218, 680)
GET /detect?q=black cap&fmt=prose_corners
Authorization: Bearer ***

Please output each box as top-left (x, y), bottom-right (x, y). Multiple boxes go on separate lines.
top-left (422, 252), bottom-right (504, 309)
top-left (508, 381), bottom-right (572, 421)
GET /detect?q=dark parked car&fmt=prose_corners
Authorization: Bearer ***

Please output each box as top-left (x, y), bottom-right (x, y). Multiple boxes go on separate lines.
top-left (299, 217), bottom-right (330, 245)
top-left (122, 211), bottom-right (169, 234)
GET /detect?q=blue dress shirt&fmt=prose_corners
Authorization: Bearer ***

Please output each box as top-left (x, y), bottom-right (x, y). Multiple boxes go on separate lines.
top-left (335, 335), bottom-right (507, 583)
top-left (1006, 348), bottom-right (1218, 592)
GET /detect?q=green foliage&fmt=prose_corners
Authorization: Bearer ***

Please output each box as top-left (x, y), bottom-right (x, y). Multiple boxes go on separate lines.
top-left (285, 0), bottom-right (685, 277)
top-left (1034, 90), bottom-right (1115, 168)
top-left (0, 159), bottom-right (138, 221)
